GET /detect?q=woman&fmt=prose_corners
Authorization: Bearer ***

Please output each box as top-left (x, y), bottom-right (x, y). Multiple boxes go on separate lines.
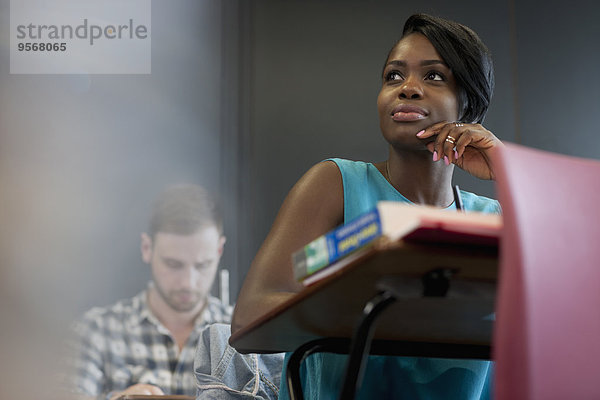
top-left (232, 13), bottom-right (502, 399)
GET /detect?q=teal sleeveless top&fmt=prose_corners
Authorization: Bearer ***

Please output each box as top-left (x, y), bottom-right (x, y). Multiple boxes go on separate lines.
top-left (278, 158), bottom-right (500, 400)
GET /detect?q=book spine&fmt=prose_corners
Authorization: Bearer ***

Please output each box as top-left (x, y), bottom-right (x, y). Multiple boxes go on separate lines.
top-left (292, 208), bottom-right (382, 281)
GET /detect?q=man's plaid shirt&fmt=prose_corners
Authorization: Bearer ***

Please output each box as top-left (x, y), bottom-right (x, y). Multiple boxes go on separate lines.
top-left (67, 287), bottom-right (232, 399)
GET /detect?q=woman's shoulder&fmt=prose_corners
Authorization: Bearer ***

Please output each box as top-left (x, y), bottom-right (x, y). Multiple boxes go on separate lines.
top-left (300, 159), bottom-right (344, 186)
top-left (325, 157), bottom-right (371, 171)
top-left (323, 158), bottom-right (382, 181)
top-left (284, 160), bottom-right (344, 216)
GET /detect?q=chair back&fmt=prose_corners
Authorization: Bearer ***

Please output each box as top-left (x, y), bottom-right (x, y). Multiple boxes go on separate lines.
top-left (493, 143), bottom-right (600, 399)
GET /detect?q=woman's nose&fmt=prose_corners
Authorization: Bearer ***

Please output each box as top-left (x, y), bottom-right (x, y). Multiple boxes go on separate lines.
top-left (398, 77), bottom-right (423, 99)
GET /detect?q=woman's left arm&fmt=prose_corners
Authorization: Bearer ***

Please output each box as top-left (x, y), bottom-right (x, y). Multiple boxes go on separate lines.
top-left (417, 121), bottom-right (504, 180)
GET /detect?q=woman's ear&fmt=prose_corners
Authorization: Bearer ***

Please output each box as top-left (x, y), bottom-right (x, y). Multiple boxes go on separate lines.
top-left (140, 232), bottom-right (153, 264)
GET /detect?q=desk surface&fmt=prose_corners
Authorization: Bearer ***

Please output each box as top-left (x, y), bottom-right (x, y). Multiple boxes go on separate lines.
top-left (229, 240), bottom-right (498, 359)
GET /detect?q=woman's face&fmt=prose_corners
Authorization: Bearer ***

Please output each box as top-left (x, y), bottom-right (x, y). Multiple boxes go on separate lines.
top-left (377, 33), bottom-right (460, 148)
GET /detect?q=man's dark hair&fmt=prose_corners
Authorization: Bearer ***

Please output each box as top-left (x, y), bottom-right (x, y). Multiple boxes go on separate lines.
top-left (148, 184), bottom-right (223, 238)
top-left (385, 13), bottom-right (494, 124)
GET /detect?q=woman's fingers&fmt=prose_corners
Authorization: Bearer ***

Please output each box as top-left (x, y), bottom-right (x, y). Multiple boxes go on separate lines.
top-left (420, 121), bottom-right (464, 164)
top-left (417, 121), bottom-right (495, 163)
top-left (416, 121), bottom-right (502, 179)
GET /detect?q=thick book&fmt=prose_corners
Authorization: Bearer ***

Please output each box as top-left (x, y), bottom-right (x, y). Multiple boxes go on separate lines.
top-left (292, 201), bottom-right (501, 285)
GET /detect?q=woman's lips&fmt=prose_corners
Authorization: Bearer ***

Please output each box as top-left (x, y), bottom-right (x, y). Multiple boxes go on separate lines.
top-left (391, 104), bottom-right (428, 122)
top-left (392, 112), bottom-right (426, 121)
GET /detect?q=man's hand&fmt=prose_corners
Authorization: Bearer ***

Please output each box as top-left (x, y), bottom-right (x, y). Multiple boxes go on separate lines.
top-left (109, 383), bottom-right (165, 400)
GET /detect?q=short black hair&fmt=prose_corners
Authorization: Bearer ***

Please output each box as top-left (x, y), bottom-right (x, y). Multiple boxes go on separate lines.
top-left (386, 14), bottom-right (494, 124)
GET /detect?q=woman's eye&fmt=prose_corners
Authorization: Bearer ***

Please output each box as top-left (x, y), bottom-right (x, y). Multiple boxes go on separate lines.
top-left (425, 71), bottom-right (444, 81)
top-left (385, 71), bottom-right (403, 82)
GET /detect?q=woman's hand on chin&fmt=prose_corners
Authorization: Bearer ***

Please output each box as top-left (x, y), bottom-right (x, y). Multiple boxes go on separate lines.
top-left (416, 121), bottom-right (504, 180)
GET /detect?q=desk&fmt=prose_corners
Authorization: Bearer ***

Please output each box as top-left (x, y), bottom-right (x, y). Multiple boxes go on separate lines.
top-left (229, 239), bottom-right (498, 359)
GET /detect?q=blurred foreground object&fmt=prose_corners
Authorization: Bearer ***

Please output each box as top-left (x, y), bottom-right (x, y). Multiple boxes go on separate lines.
top-left (494, 143), bottom-right (600, 400)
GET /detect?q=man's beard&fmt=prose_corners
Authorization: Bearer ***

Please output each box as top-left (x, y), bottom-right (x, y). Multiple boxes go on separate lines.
top-left (155, 284), bottom-right (202, 313)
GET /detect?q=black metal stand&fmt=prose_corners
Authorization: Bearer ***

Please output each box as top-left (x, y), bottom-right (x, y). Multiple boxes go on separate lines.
top-left (285, 292), bottom-right (396, 400)
top-left (338, 291), bottom-right (396, 400)
top-left (285, 267), bottom-right (461, 400)
top-left (286, 337), bottom-right (350, 400)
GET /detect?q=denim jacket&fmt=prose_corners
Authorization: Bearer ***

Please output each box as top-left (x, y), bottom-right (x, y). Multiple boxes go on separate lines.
top-left (194, 323), bottom-right (285, 399)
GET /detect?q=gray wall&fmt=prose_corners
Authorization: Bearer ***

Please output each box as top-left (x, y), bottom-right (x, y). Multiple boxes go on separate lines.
top-left (513, 0), bottom-right (600, 156)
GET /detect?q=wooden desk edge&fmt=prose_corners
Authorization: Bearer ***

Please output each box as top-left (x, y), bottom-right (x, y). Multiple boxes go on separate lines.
top-left (228, 245), bottom-right (380, 350)
top-left (229, 239), bottom-right (498, 353)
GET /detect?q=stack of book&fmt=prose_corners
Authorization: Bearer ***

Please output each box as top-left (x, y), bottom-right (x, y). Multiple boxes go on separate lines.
top-left (292, 201), bottom-right (501, 286)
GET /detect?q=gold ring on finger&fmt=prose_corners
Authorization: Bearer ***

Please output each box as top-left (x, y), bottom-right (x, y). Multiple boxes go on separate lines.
top-left (445, 135), bottom-right (456, 144)
top-left (455, 123), bottom-right (464, 127)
